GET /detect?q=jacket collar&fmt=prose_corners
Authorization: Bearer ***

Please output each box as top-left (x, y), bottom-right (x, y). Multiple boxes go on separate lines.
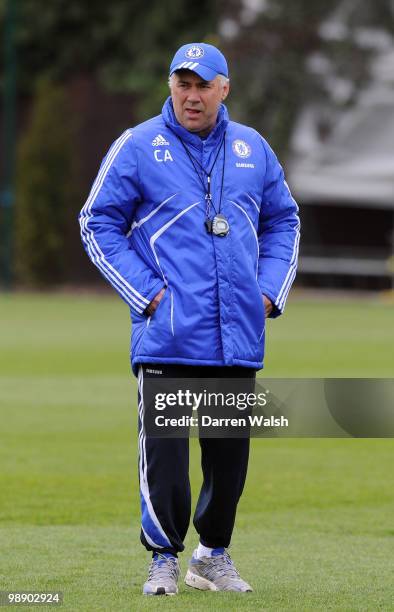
top-left (162, 97), bottom-right (229, 151)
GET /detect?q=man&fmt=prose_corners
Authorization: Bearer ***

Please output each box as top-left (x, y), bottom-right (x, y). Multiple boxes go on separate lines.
top-left (79, 42), bottom-right (300, 595)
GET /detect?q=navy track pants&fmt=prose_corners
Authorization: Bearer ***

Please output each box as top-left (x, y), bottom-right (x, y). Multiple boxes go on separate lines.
top-left (137, 363), bottom-right (256, 555)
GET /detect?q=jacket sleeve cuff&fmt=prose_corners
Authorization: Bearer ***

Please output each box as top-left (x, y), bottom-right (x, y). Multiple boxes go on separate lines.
top-left (260, 288), bottom-right (283, 319)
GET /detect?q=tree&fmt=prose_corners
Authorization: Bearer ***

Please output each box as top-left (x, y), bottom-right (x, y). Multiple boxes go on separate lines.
top-left (6, 0), bottom-right (218, 118)
top-left (15, 80), bottom-right (76, 285)
top-left (218, 0), bottom-right (393, 156)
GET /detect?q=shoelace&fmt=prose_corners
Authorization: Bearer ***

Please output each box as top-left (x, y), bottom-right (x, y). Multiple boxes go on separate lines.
top-left (148, 554), bottom-right (178, 582)
top-left (202, 552), bottom-right (241, 581)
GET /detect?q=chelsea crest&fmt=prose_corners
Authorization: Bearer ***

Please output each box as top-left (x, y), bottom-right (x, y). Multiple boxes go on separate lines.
top-left (185, 45), bottom-right (205, 59)
top-left (232, 139), bottom-right (252, 158)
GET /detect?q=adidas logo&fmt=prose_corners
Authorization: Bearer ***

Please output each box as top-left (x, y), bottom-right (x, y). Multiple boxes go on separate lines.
top-left (152, 134), bottom-right (170, 146)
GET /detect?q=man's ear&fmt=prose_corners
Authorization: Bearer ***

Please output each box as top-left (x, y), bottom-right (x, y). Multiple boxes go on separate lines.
top-left (222, 81), bottom-right (230, 101)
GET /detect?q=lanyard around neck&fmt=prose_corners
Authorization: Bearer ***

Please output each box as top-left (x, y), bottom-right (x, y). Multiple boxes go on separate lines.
top-left (172, 130), bottom-right (226, 219)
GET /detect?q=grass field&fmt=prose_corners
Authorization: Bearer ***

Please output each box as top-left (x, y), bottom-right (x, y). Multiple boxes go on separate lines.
top-left (0, 292), bottom-right (393, 611)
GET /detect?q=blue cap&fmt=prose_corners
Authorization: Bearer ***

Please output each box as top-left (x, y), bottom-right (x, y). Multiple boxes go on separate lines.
top-left (169, 43), bottom-right (228, 81)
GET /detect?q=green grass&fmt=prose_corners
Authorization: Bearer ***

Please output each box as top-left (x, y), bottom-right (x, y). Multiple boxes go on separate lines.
top-left (0, 292), bottom-right (393, 610)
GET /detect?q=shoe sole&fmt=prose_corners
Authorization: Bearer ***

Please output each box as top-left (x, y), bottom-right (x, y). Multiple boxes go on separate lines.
top-left (143, 589), bottom-right (178, 596)
top-left (184, 569), bottom-right (219, 591)
top-left (184, 569), bottom-right (253, 592)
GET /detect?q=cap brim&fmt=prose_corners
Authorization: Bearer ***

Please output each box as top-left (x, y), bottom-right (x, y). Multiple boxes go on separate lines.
top-left (170, 62), bottom-right (220, 82)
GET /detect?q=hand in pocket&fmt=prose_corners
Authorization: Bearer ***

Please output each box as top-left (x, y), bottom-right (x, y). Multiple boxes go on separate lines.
top-left (145, 287), bottom-right (166, 316)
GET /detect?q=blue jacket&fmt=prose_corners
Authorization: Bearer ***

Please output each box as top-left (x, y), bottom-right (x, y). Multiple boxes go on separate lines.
top-left (79, 98), bottom-right (300, 375)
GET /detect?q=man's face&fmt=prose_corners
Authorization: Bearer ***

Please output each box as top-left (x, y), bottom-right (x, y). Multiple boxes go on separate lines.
top-left (170, 70), bottom-right (229, 137)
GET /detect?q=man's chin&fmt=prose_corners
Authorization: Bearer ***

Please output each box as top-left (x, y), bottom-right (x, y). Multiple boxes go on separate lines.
top-left (183, 120), bottom-right (203, 133)
top-left (178, 117), bottom-right (212, 137)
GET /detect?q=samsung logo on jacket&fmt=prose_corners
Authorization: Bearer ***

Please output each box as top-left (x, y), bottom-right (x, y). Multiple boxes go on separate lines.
top-left (79, 97), bottom-right (300, 375)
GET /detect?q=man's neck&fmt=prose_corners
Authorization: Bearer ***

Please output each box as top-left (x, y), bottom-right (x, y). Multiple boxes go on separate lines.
top-left (196, 126), bottom-right (213, 138)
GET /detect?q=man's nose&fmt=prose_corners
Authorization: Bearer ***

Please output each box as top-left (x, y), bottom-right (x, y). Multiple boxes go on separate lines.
top-left (186, 87), bottom-right (201, 103)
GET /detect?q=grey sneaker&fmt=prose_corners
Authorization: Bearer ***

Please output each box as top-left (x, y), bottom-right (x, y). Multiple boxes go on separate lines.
top-left (184, 549), bottom-right (253, 592)
top-left (143, 553), bottom-right (180, 595)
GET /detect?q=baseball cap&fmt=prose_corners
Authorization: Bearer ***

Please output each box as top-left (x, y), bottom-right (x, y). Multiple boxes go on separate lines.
top-left (169, 43), bottom-right (229, 82)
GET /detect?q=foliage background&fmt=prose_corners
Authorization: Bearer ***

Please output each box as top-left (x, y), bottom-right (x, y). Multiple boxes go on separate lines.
top-left (1, 0), bottom-right (393, 286)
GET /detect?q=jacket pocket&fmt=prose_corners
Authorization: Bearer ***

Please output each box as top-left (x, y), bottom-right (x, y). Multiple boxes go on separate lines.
top-left (137, 286), bottom-right (173, 356)
top-left (131, 316), bottom-right (149, 360)
top-left (149, 286), bottom-right (168, 320)
top-left (254, 281), bottom-right (266, 343)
